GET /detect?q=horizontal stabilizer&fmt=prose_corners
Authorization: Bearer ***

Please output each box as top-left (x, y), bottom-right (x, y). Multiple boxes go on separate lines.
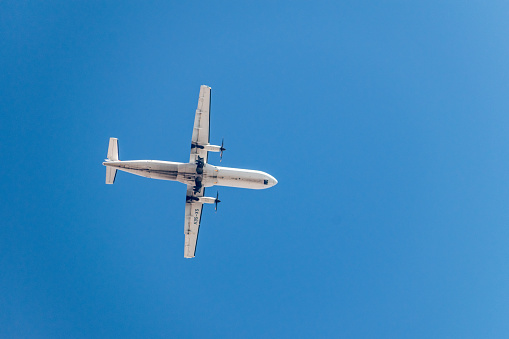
top-left (107, 138), bottom-right (119, 161)
top-left (105, 137), bottom-right (119, 184)
top-left (106, 166), bottom-right (117, 184)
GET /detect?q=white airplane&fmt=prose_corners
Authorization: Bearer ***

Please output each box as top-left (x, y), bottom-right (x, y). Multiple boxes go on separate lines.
top-left (103, 85), bottom-right (277, 258)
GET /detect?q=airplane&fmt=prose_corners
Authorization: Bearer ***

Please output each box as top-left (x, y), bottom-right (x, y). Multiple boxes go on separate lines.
top-left (103, 85), bottom-right (277, 258)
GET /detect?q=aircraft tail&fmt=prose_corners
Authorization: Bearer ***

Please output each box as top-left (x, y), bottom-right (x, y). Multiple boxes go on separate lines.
top-left (107, 137), bottom-right (119, 161)
top-left (105, 138), bottom-right (119, 184)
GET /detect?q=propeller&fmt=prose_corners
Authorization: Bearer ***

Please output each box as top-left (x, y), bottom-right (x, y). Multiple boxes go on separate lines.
top-left (220, 137), bottom-right (226, 162)
top-left (215, 191), bottom-right (221, 212)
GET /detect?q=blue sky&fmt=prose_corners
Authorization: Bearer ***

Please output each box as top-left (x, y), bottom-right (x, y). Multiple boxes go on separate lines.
top-left (2, 1), bottom-right (509, 338)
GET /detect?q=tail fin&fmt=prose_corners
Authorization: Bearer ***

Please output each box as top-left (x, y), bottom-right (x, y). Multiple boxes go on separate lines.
top-left (105, 138), bottom-right (119, 184)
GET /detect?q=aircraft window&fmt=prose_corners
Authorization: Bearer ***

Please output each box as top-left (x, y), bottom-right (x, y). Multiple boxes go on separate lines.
top-left (264, 179), bottom-right (269, 185)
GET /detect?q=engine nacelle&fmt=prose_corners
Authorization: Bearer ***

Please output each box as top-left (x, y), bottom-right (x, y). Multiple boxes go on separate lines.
top-left (186, 196), bottom-right (217, 204)
top-left (203, 144), bottom-right (222, 152)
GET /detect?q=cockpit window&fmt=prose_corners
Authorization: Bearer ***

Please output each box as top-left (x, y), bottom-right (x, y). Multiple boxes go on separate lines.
top-left (264, 179), bottom-right (269, 185)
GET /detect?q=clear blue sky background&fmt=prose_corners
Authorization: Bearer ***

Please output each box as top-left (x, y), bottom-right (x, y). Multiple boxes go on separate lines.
top-left (2, 2), bottom-right (509, 338)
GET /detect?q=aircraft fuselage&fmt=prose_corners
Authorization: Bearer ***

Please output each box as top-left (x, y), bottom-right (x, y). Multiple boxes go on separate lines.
top-left (102, 160), bottom-right (278, 190)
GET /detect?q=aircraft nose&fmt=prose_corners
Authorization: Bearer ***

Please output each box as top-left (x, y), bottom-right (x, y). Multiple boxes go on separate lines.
top-left (269, 175), bottom-right (278, 187)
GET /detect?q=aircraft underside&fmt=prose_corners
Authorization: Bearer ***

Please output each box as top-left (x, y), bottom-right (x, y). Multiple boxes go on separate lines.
top-left (103, 85), bottom-right (277, 258)
top-left (104, 160), bottom-right (277, 190)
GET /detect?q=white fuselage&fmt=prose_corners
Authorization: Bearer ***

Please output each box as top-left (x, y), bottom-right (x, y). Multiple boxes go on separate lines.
top-left (102, 160), bottom-right (278, 189)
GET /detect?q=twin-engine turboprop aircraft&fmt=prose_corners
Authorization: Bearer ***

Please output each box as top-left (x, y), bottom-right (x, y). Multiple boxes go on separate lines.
top-left (103, 85), bottom-right (277, 258)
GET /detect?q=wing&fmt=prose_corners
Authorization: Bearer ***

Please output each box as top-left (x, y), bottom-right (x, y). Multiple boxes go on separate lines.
top-left (185, 85), bottom-right (211, 258)
top-left (184, 184), bottom-right (204, 258)
top-left (190, 85), bottom-right (211, 164)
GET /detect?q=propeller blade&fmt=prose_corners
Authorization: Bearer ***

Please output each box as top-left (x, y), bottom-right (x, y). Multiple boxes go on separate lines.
top-left (220, 137), bottom-right (225, 162)
top-left (215, 191), bottom-right (221, 212)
